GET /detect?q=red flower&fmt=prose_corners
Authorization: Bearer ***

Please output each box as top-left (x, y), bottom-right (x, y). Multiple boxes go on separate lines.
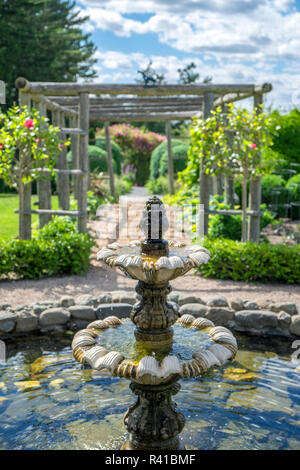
top-left (24, 119), bottom-right (34, 129)
top-left (59, 143), bottom-right (64, 149)
top-left (35, 138), bottom-right (40, 144)
top-left (0, 143), bottom-right (3, 150)
top-left (250, 143), bottom-right (257, 150)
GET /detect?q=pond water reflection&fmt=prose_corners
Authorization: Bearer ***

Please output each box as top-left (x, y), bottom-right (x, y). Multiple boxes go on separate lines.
top-left (0, 328), bottom-right (299, 450)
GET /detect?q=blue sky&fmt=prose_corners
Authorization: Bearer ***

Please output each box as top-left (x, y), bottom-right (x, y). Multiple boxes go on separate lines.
top-left (77, 0), bottom-right (300, 110)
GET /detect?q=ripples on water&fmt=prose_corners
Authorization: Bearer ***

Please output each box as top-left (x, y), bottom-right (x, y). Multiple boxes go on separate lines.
top-left (0, 323), bottom-right (299, 450)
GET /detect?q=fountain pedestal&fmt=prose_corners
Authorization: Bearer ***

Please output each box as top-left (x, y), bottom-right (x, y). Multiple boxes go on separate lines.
top-left (122, 380), bottom-right (185, 451)
top-left (131, 281), bottom-right (179, 345)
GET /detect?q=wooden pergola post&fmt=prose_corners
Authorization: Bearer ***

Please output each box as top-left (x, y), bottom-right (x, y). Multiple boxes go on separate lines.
top-left (166, 121), bottom-right (174, 195)
top-left (78, 92), bottom-right (89, 233)
top-left (224, 175), bottom-right (235, 208)
top-left (104, 121), bottom-right (116, 199)
top-left (248, 92), bottom-right (263, 242)
top-left (70, 115), bottom-right (80, 199)
top-left (223, 105), bottom-right (235, 208)
top-left (37, 101), bottom-right (52, 228)
top-left (199, 91), bottom-right (214, 236)
top-left (57, 111), bottom-right (70, 211)
top-left (18, 90), bottom-right (32, 239)
top-left (213, 175), bottom-right (223, 196)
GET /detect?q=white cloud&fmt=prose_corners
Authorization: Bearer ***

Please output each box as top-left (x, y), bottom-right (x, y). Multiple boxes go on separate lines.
top-left (77, 0), bottom-right (300, 108)
top-left (79, 0), bottom-right (300, 62)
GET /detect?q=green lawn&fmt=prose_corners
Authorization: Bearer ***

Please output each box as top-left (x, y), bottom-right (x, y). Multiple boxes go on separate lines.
top-left (0, 193), bottom-right (59, 240)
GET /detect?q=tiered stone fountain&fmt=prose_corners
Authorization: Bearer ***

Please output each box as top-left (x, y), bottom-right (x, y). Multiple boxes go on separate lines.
top-left (72, 196), bottom-right (238, 450)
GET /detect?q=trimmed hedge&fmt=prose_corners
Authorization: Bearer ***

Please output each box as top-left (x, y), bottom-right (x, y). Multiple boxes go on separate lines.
top-left (150, 139), bottom-right (187, 179)
top-left (198, 237), bottom-right (300, 284)
top-left (0, 217), bottom-right (95, 280)
top-left (88, 146), bottom-right (117, 174)
top-left (159, 143), bottom-right (188, 177)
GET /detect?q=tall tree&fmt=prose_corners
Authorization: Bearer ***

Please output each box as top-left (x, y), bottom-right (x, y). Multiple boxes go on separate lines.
top-left (0, 0), bottom-right (97, 105)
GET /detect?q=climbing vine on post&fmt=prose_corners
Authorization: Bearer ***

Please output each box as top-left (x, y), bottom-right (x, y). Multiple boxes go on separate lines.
top-left (0, 106), bottom-right (63, 239)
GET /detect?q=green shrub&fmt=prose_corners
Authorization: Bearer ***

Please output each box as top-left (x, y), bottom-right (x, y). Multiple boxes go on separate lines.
top-left (0, 217), bottom-right (94, 279)
top-left (209, 198), bottom-right (274, 241)
top-left (146, 176), bottom-right (171, 195)
top-left (114, 174), bottom-right (134, 198)
top-left (122, 172), bottom-right (135, 184)
top-left (86, 191), bottom-right (101, 219)
top-left (88, 146), bottom-right (116, 174)
top-left (209, 213), bottom-right (242, 241)
top-left (149, 139), bottom-right (186, 180)
top-left (198, 237), bottom-right (300, 284)
top-left (287, 173), bottom-right (300, 201)
top-left (95, 137), bottom-right (122, 175)
top-left (261, 174), bottom-right (285, 206)
top-left (0, 178), bottom-right (15, 193)
top-left (270, 109), bottom-right (300, 167)
top-left (67, 145), bottom-right (118, 174)
top-left (158, 143), bottom-right (188, 177)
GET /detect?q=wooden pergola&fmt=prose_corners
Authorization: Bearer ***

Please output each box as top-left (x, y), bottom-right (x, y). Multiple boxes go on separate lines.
top-left (15, 78), bottom-right (272, 241)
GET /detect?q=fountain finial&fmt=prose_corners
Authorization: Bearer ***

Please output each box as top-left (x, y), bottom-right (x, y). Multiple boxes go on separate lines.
top-left (139, 195), bottom-right (169, 256)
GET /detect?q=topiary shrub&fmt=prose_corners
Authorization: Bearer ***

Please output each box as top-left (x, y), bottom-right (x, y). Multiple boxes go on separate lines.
top-left (95, 137), bottom-right (122, 175)
top-left (158, 142), bottom-right (188, 177)
top-left (67, 145), bottom-right (117, 174)
top-left (149, 139), bottom-right (186, 180)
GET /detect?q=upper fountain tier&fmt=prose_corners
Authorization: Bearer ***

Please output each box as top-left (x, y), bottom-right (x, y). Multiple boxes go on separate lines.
top-left (97, 195), bottom-right (210, 284)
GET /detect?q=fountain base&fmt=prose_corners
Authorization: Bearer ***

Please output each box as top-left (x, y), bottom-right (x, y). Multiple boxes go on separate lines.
top-left (122, 380), bottom-right (185, 451)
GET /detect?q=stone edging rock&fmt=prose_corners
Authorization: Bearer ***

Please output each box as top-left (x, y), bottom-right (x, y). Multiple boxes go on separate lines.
top-left (0, 291), bottom-right (299, 339)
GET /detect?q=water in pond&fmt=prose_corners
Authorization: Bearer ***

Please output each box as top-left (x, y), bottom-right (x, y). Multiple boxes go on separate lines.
top-left (0, 323), bottom-right (299, 450)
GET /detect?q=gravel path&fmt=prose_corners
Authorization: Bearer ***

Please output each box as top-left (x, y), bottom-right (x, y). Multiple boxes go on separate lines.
top-left (1, 264), bottom-right (300, 307)
top-left (1, 187), bottom-right (299, 308)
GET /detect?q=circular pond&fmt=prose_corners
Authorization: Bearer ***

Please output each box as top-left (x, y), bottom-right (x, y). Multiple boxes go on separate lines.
top-left (0, 324), bottom-right (299, 450)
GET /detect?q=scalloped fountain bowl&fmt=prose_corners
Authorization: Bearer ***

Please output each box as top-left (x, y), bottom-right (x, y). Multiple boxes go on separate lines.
top-left (97, 241), bottom-right (210, 284)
